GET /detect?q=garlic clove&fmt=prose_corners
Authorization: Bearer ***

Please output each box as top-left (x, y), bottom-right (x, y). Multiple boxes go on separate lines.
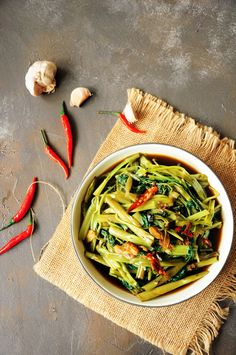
top-left (70, 87), bottom-right (92, 107)
top-left (122, 102), bottom-right (138, 123)
top-left (25, 61), bottom-right (57, 96)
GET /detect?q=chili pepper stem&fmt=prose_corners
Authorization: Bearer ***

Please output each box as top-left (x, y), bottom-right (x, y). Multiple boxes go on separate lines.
top-left (41, 129), bottom-right (49, 146)
top-left (0, 219), bottom-right (14, 232)
top-left (28, 209), bottom-right (33, 225)
top-left (98, 111), bottom-right (120, 117)
top-left (60, 101), bottom-right (66, 116)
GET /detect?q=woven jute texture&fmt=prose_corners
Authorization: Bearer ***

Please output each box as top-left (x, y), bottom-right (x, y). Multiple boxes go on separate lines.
top-left (34, 89), bottom-right (236, 354)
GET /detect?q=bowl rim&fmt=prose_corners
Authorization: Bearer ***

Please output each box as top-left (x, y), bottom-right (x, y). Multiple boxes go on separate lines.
top-left (71, 143), bottom-right (234, 307)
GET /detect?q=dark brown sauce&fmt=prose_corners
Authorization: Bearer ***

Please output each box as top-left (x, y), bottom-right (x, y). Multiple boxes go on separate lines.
top-left (84, 153), bottom-right (223, 297)
top-left (105, 154), bottom-right (199, 175)
top-left (147, 154), bottom-right (198, 174)
top-left (92, 261), bottom-right (126, 290)
top-left (146, 154), bottom-right (222, 251)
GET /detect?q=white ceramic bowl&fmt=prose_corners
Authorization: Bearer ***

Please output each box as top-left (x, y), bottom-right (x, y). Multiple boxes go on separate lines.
top-left (71, 144), bottom-right (234, 307)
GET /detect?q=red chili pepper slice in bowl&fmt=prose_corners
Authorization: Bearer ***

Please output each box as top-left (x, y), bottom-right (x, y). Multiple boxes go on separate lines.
top-left (128, 185), bottom-right (158, 212)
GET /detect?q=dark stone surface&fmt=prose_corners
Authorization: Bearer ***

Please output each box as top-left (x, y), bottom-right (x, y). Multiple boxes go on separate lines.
top-left (0, 1), bottom-right (235, 354)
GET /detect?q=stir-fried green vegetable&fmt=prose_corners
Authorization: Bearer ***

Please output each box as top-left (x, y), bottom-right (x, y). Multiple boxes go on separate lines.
top-left (79, 154), bottom-right (222, 301)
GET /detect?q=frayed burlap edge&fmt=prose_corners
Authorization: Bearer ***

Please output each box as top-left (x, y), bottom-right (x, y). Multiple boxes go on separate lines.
top-left (188, 274), bottom-right (236, 355)
top-left (127, 88), bottom-right (235, 163)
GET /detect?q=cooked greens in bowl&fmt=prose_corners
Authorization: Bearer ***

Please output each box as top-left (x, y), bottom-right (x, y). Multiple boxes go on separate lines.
top-left (71, 144), bottom-right (233, 307)
top-left (79, 153), bottom-right (223, 301)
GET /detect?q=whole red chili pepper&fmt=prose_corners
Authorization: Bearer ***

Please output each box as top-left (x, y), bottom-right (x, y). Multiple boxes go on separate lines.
top-left (0, 211), bottom-right (34, 255)
top-left (98, 111), bottom-right (146, 134)
top-left (41, 129), bottom-right (69, 179)
top-left (60, 102), bottom-right (73, 168)
top-left (0, 177), bottom-right (37, 231)
top-left (128, 185), bottom-right (158, 212)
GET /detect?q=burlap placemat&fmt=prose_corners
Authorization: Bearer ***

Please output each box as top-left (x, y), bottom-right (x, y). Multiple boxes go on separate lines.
top-left (34, 88), bottom-right (236, 354)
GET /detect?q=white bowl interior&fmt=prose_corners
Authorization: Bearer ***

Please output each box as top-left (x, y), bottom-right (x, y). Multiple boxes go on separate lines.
top-left (71, 144), bottom-right (234, 307)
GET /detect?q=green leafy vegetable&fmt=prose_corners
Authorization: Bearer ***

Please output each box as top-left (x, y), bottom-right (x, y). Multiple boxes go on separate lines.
top-left (100, 229), bottom-right (116, 246)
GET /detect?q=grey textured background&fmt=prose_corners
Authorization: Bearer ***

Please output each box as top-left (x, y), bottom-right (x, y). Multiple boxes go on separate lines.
top-left (0, 1), bottom-right (235, 354)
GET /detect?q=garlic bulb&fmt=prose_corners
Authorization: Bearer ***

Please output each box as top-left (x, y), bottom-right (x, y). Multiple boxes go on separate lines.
top-left (70, 87), bottom-right (92, 107)
top-left (25, 61), bottom-right (57, 96)
top-left (123, 102), bottom-right (138, 123)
